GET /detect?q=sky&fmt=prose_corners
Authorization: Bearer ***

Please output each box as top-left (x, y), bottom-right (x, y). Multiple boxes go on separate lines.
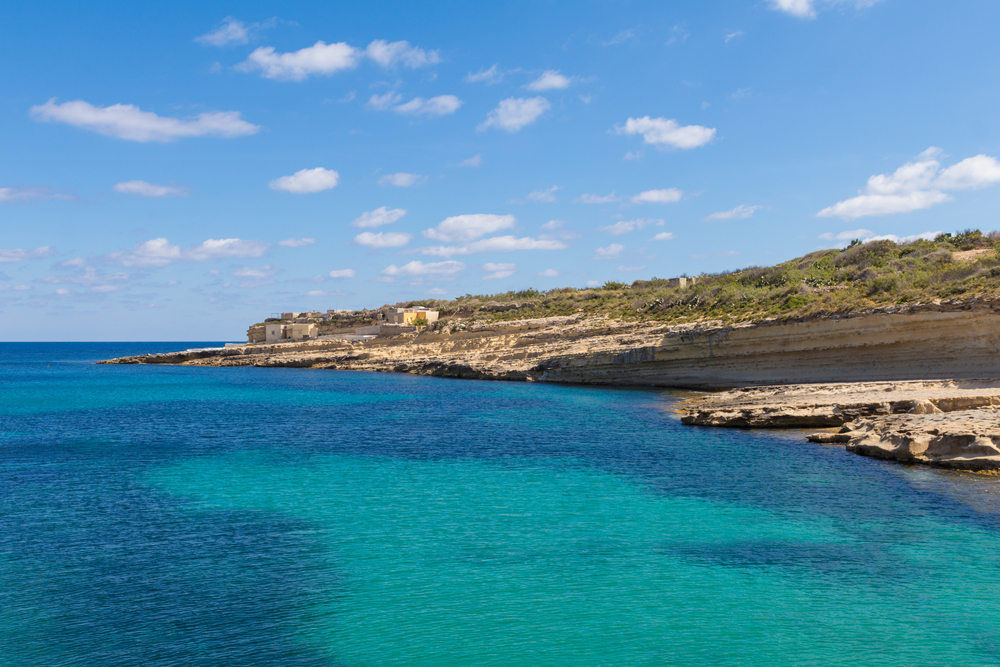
top-left (2, 0), bottom-right (999, 341)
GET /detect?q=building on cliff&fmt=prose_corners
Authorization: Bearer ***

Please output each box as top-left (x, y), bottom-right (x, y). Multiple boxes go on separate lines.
top-left (386, 308), bottom-right (439, 325)
top-left (265, 322), bottom-right (318, 343)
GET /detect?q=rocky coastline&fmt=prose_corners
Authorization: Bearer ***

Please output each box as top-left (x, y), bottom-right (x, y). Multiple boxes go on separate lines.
top-left (100, 306), bottom-right (1000, 473)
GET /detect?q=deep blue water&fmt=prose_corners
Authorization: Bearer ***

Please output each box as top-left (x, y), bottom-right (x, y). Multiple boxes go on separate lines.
top-left (2, 343), bottom-right (1000, 666)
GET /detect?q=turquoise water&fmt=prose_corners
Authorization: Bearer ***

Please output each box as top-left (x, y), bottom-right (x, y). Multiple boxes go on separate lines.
top-left (2, 344), bottom-right (1000, 666)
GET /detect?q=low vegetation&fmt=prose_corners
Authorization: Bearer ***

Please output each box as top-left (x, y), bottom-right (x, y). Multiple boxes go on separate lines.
top-left (397, 230), bottom-right (1000, 328)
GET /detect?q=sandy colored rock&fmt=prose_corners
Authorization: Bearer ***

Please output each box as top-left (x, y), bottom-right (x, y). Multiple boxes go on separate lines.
top-left (680, 380), bottom-right (1000, 427)
top-left (101, 308), bottom-right (1000, 390)
top-left (844, 410), bottom-right (1000, 471)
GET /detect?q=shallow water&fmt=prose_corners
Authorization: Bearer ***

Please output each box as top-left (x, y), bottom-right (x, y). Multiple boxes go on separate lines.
top-left (2, 343), bottom-right (1000, 666)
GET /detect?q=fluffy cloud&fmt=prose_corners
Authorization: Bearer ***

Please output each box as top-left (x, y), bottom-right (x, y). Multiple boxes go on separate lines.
top-left (422, 214), bottom-right (516, 243)
top-left (328, 269), bottom-right (356, 278)
top-left (30, 99), bottom-right (259, 142)
top-left (817, 149), bottom-right (1000, 220)
top-left (380, 260), bottom-right (466, 280)
top-left (378, 172), bottom-right (426, 187)
top-left (354, 231), bottom-right (412, 248)
top-left (768, 0), bottom-right (817, 17)
top-left (418, 236), bottom-right (566, 257)
top-left (632, 188), bottom-right (683, 204)
top-left (279, 238), bottom-right (316, 247)
top-left (705, 204), bottom-right (763, 221)
top-left (616, 116), bottom-right (716, 150)
top-left (394, 95), bottom-right (462, 116)
top-left (269, 168), bottom-right (339, 193)
top-left (196, 17), bottom-right (252, 46)
top-left (460, 154), bottom-right (482, 167)
top-left (478, 97), bottom-right (550, 132)
top-left (352, 206), bottom-right (407, 228)
top-left (113, 180), bottom-right (190, 197)
top-left (818, 229), bottom-right (941, 248)
top-left (0, 246), bottom-right (54, 263)
top-left (368, 92), bottom-right (403, 110)
top-left (651, 232), bottom-right (676, 241)
top-left (365, 40), bottom-right (440, 68)
top-left (600, 218), bottom-right (663, 235)
top-left (0, 186), bottom-right (73, 204)
top-left (465, 65), bottom-right (502, 84)
top-left (526, 70), bottom-right (573, 91)
top-left (538, 268), bottom-right (560, 277)
top-left (594, 243), bottom-right (624, 259)
top-left (482, 262), bottom-right (515, 280)
top-left (110, 238), bottom-right (269, 267)
top-left (237, 41), bottom-right (359, 80)
top-left (934, 155), bottom-right (1000, 190)
top-left (577, 192), bottom-right (620, 204)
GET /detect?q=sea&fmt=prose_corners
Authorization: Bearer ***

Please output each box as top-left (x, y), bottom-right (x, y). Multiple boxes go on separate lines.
top-left (2, 342), bottom-right (1000, 667)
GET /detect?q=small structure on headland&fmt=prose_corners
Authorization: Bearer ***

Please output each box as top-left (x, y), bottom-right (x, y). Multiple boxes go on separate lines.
top-left (265, 322), bottom-right (318, 343)
top-left (385, 308), bottom-right (439, 325)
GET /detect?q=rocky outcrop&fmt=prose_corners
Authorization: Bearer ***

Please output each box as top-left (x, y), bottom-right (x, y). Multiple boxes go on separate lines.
top-left (679, 380), bottom-right (1000, 427)
top-left (101, 308), bottom-right (1000, 390)
top-left (841, 411), bottom-right (1000, 471)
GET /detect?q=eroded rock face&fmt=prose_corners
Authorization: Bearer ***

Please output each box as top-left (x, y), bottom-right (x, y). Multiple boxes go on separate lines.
top-left (844, 411), bottom-right (1000, 471)
top-left (680, 380), bottom-right (1000, 427)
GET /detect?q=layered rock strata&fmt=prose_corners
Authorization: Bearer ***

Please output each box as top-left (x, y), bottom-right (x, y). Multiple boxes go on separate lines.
top-left (101, 308), bottom-right (1000, 389)
top-left (841, 411), bottom-right (1000, 472)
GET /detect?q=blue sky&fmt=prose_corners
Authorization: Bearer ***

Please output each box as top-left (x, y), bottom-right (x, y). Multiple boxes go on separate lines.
top-left (2, 0), bottom-right (999, 340)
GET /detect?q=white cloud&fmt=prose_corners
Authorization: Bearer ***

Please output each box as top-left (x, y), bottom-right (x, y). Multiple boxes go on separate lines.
top-left (632, 188), bottom-right (683, 204)
top-left (43, 266), bottom-right (129, 286)
top-left (526, 185), bottom-right (560, 203)
top-left (238, 41), bottom-right (359, 80)
top-left (460, 154), bottom-right (482, 167)
top-left (30, 99), bottom-right (260, 143)
top-left (0, 186), bottom-right (73, 204)
top-left (269, 167), bottom-right (339, 193)
top-left (538, 268), bottom-right (560, 277)
top-left (934, 155), bottom-right (1000, 190)
top-left (577, 192), bottom-right (620, 204)
top-left (768, 0), bottom-right (817, 18)
top-left (422, 214), bottom-right (516, 243)
top-left (526, 70), bottom-right (573, 91)
top-left (113, 180), bottom-right (190, 197)
top-left (279, 238), bottom-right (317, 247)
top-left (195, 17), bottom-right (250, 46)
top-left (368, 91), bottom-right (403, 110)
top-left (818, 229), bottom-right (941, 248)
top-left (599, 218), bottom-right (663, 235)
top-left (705, 204), bottom-right (763, 221)
top-left (426, 287), bottom-right (448, 296)
top-left (617, 265), bottom-right (646, 272)
top-left (594, 243), bottom-right (625, 259)
top-left (818, 229), bottom-right (875, 241)
top-left (540, 219), bottom-right (564, 231)
top-left (328, 269), bottom-right (356, 278)
top-left (478, 97), bottom-right (550, 132)
top-left (352, 206), bottom-right (407, 228)
top-left (725, 30), bottom-right (744, 43)
top-left (380, 260), bottom-right (466, 280)
top-left (231, 264), bottom-right (279, 279)
top-left (378, 172), bottom-right (426, 187)
top-left (465, 65), bottom-right (502, 84)
top-left (616, 116), bottom-right (716, 150)
top-left (110, 237), bottom-right (269, 267)
top-left (419, 236), bottom-right (566, 257)
top-left (393, 95), bottom-right (462, 116)
top-left (0, 246), bottom-right (54, 263)
top-left (0, 284), bottom-right (31, 291)
top-left (365, 40), bottom-right (440, 68)
top-left (482, 262), bottom-right (515, 280)
top-left (651, 232), bottom-right (676, 241)
top-left (816, 149), bottom-right (1000, 220)
top-left (585, 280), bottom-right (601, 287)
top-left (354, 231), bottom-right (412, 248)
